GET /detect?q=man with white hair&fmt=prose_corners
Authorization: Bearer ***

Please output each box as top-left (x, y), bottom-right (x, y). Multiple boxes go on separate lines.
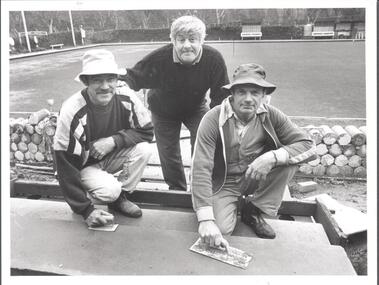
top-left (54, 49), bottom-right (154, 228)
top-left (120, 15), bottom-right (229, 191)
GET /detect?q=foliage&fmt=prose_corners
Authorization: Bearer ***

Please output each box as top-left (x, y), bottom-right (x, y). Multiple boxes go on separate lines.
top-left (9, 9), bottom-right (365, 34)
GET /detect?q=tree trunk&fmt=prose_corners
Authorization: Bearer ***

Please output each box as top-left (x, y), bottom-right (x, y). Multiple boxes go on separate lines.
top-left (312, 165), bottom-right (326, 176)
top-left (331, 125), bottom-right (351, 145)
top-left (345, 125), bottom-right (366, 146)
top-left (320, 154), bottom-right (335, 166)
top-left (348, 155), bottom-right (362, 168)
top-left (339, 165), bottom-right (353, 177)
top-left (31, 133), bottom-right (43, 145)
top-left (316, 143), bottom-right (328, 156)
top-left (319, 125), bottom-right (337, 145)
top-left (35, 151), bottom-right (45, 162)
top-left (326, 165), bottom-right (340, 176)
top-left (15, 151), bottom-right (24, 161)
top-left (342, 144), bottom-right (356, 157)
top-left (356, 144), bottom-right (366, 157)
top-left (28, 142), bottom-right (38, 154)
top-left (303, 125), bottom-right (323, 145)
top-left (299, 164), bottom-right (312, 175)
top-left (353, 166), bottom-right (366, 177)
top-left (328, 143), bottom-right (342, 157)
top-left (18, 142), bottom-right (28, 153)
top-left (334, 154), bottom-right (349, 166)
top-left (21, 133), bottom-right (31, 144)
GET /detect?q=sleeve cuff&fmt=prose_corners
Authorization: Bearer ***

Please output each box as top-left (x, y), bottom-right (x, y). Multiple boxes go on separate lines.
top-left (82, 204), bottom-right (95, 220)
top-left (272, 148), bottom-right (289, 165)
top-left (112, 134), bottom-right (125, 149)
top-left (196, 206), bottom-right (215, 222)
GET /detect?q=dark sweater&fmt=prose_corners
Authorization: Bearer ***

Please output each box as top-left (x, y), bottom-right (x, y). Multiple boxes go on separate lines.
top-left (54, 87), bottom-right (154, 219)
top-left (120, 44), bottom-right (229, 119)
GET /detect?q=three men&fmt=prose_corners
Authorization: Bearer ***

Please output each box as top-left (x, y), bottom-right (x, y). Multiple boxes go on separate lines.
top-left (54, 49), bottom-right (153, 227)
top-left (191, 63), bottom-right (316, 248)
top-left (120, 15), bottom-right (229, 190)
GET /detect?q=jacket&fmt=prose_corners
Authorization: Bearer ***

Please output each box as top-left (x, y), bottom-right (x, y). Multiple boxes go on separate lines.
top-left (191, 97), bottom-right (317, 221)
top-left (53, 83), bottom-right (153, 219)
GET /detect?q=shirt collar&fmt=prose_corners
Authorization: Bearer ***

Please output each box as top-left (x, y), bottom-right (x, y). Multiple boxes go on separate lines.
top-left (173, 45), bottom-right (203, 65)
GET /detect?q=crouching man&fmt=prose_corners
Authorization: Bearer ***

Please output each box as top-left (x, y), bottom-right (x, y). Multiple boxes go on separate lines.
top-left (191, 63), bottom-right (316, 249)
top-left (54, 49), bottom-right (154, 228)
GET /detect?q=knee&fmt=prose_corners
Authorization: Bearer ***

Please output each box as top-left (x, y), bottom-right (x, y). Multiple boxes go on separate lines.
top-left (215, 216), bottom-right (236, 236)
top-left (90, 179), bottom-right (122, 203)
top-left (134, 142), bottom-right (153, 161)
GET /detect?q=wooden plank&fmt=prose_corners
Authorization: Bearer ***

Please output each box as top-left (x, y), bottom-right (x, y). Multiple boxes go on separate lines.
top-left (278, 199), bottom-right (316, 216)
top-left (13, 179), bottom-right (62, 197)
top-left (314, 200), bottom-right (348, 246)
top-left (13, 179), bottom-right (318, 216)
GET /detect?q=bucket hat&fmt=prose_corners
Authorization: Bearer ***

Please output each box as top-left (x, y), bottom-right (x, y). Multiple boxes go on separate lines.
top-left (222, 63), bottom-right (276, 95)
top-left (74, 49), bottom-right (126, 82)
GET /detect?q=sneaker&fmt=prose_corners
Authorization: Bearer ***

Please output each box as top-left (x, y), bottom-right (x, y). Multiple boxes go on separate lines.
top-left (241, 201), bottom-right (276, 239)
top-left (109, 192), bottom-right (142, 218)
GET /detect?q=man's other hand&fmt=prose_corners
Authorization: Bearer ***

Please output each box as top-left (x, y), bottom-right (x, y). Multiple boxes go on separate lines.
top-left (85, 209), bottom-right (114, 227)
top-left (198, 220), bottom-right (229, 252)
top-left (245, 151), bottom-right (276, 181)
top-left (90, 137), bottom-right (116, 160)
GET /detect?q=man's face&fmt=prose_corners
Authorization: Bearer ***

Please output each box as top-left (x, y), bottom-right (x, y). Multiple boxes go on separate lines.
top-left (86, 74), bottom-right (118, 106)
top-left (230, 84), bottom-right (265, 122)
top-left (173, 32), bottom-right (202, 64)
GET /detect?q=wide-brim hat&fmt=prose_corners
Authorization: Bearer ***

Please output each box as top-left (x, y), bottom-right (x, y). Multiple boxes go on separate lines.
top-left (74, 49), bottom-right (126, 83)
top-left (222, 63), bottom-right (276, 95)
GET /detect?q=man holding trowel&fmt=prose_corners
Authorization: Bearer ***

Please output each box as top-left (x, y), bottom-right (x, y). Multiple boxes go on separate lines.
top-left (191, 63), bottom-right (316, 248)
top-left (54, 49), bottom-right (154, 228)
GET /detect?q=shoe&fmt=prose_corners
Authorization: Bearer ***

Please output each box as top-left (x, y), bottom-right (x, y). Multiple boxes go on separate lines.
top-left (241, 201), bottom-right (276, 239)
top-left (108, 192), bottom-right (142, 218)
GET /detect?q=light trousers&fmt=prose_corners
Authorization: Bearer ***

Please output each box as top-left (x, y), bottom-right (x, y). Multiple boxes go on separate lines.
top-left (213, 165), bottom-right (298, 235)
top-left (80, 142), bottom-right (152, 204)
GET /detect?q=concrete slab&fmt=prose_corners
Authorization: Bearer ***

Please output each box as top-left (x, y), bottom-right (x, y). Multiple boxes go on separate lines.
top-left (11, 198), bottom-right (330, 246)
top-left (306, 194), bottom-right (367, 235)
top-left (11, 214), bottom-right (356, 275)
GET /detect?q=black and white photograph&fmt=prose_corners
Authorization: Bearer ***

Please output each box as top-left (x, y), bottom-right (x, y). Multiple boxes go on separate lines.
top-left (1, 0), bottom-right (377, 283)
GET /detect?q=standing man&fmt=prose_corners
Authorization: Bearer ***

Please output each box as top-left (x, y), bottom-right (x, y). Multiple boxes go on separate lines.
top-left (54, 49), bottom-right (154, 227)
top-left (191, 63), bottom-right (316, 248)
top-left (120, 15), bottom-right (229, 191)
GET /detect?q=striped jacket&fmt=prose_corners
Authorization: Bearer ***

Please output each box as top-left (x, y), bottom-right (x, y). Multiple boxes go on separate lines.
top-left (53, 82), bottom-right (153, 219)
top-left (191, 97), bottom-right (317, 221)
top-left (54, 82), bottom-right (152, 166)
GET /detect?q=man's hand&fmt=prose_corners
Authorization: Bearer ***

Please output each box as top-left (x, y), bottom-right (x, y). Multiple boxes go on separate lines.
top-left (198, 220), bottom-right (229, 252)
top-left (85, 209), bottom-right (114, 227)
top-left (245, 151), bottom-right (276, 181)
top-left (90, 137), bottom-right (116, 160)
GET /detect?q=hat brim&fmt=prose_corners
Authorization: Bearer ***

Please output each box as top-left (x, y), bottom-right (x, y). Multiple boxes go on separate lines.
top-left (222, 77), bottom-right (276, 95)
top-left (74, 68), bottom-right (127, 83)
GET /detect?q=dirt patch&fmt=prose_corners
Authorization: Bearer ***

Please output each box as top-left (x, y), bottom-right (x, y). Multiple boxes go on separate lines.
top-left (290, 177), bottom-right (367, 275)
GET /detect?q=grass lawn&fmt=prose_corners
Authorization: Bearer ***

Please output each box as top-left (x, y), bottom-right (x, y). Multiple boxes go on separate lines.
top-left (9, 41), bottom-right (365, 118)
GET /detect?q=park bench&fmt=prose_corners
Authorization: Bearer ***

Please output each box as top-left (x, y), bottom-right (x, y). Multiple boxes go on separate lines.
top-left (241, 25), bottom-right (262, 40)
top-left (50, 43), bottom-right (64, 50)
top-left (312, 26), bottom-right (335, 39)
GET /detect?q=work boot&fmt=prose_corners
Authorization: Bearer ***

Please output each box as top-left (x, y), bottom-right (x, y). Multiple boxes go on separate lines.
top-left (108, 192), bottom-right (142, 218)
top-left (241, 201), bottom-right (276, 239)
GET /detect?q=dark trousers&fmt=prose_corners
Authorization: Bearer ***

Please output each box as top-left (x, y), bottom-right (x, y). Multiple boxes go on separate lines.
top-left (151, 105), bottom-right (209, 190)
